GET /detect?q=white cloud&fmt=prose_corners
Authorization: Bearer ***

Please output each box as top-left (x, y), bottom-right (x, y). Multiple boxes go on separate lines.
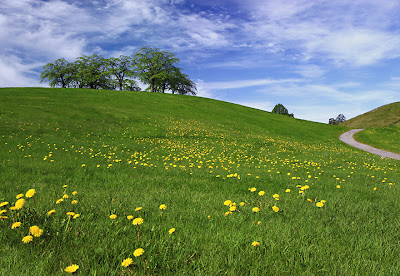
top-left (238, 0), bottom-right (400, 66)
top-left (294, 65), bottom-right (326, 78)
top-left (305, 29), bottom-right (400, 66)
top-left (0, 55), bottom-right (44, 87)
top-left (200, 78), bottom-right (304, 90)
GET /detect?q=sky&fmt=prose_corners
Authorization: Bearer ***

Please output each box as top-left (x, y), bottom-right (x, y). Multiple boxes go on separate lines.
top-left (1, 0), bottom-right (400, 123)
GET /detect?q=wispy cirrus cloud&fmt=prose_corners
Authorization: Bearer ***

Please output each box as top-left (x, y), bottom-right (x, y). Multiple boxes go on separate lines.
top-left (236, 0), bottom-right (400, 67)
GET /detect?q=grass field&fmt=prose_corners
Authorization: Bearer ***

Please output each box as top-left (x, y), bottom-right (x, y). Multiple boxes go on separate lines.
top-left (1, 88), bottom-right (399, 275)
top-left (354, 126), bottom-right (400, 154)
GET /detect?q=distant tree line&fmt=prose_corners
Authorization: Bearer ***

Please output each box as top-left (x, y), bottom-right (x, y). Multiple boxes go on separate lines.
top-left (40, 46), bottom-right (197, 95)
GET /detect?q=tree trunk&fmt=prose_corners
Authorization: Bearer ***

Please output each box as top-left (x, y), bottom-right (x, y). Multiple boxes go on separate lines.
top-left (151, 79), bottom-right (155, 92)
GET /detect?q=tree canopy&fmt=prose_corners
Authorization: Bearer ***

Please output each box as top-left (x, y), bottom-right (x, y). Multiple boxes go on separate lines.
top-left (40, 46), bottom-right (196, 95)
top-left (272, 104), bottom-right (289, 115)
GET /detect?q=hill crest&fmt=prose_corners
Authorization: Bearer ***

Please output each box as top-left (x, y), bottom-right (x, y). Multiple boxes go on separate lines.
top-left (341, 102), bottom-right (400, 128)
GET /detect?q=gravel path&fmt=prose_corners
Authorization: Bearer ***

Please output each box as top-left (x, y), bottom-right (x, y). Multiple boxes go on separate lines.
top-left (339, 129), bottom-right (400, 160)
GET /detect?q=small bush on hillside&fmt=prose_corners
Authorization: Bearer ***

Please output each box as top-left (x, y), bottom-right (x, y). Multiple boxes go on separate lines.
top-left (329, 114), bottom-right (346, 124)
top-left (272, 104), bottom-right (294, 117)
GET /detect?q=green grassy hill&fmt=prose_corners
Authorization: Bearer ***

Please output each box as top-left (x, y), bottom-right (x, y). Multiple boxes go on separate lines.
top-left (1, 88), bottom-right (399, 275)
top-left (341, 102), bottom-right (400, 128)
top-left (341, 102), bottom-right (400, 153)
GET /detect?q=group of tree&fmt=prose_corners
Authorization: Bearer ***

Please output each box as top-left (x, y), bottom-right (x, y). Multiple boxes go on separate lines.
top-left (329, 114), bottom-right (346, 125)
top-left (40, 46), bottom-right (197, 95)
top-left (272, 104), bottom-right (294, 117)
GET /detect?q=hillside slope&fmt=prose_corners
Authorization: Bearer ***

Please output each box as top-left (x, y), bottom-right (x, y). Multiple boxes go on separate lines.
top-left (341, 102), bottom-right (400, 128)
top-left (1, 88), bottom-right (399, 275)
top-left (0, 87), bottom-right (345, 143)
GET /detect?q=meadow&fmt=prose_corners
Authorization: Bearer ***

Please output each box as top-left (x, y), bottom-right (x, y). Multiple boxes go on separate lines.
top-left (1, 88), bottom-right (399, 275)
top-left (355, 126), bottom-right (400, 154)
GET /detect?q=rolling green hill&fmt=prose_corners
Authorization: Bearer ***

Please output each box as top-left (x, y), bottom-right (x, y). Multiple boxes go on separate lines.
top-left (341, 102), bottom-right (400, 128)
top-left (1, 88), bottom-right (399, 275)
top-left (341, 102), bottom-right (400, 153)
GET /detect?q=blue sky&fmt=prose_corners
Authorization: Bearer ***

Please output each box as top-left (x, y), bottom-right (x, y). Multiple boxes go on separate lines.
top-left (1, 0), bottom-right (400, 123)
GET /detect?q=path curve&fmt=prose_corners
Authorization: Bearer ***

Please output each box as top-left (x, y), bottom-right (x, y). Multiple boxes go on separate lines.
top-left (339, 129), bottom-right (400, 160)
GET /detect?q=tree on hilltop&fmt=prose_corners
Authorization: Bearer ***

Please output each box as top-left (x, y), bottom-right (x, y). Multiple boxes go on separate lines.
top-left (40, 58), bottom-right (75, 88)
top-left (73, 54), bottom-right (110, 89)
top-left (40, 46), bottom-right (197, 94)
top-left (272, 104), bottom-right (289, 115)
top-left (105, 56), bottom-right (135, 91)
top-left (133, 46), bottom-right (180, 93)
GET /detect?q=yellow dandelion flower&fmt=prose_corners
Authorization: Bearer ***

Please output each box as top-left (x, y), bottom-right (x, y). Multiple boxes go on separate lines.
top-left (224, 200), bottom-right (232, 206)
top-left (127, 215), bottom-right (134, 220)
top-left (207, 215), bottom-right (211, 219)
top-left (169, 228), bottom-right (176, 234)
top-left (47, 209), bottom-right (56, 216)
top-left (239, 202), bottom-right (245, 206)
top-left (159, 204), bottom-right (167, 210)
top-left (64, 264), bottom-right (79, 274)
top-left (72, 191), bottom-right (78, 195)
top-left (135, 207), bottom-right (142, 211)
top-left (121, 258), bottom-right (133, 267)
top-left (109, 214), bottom-right (117, 219)
top-left (11, 222), bottom-right (22, 229)
top-left (133, 248), bottom-right (144, 257)
top-left (62, 185), bottom-right (68, 188)
top-left (0, 215), bottom-right (8, 219)
top-left (229, 206), bottom-right (236, 212)
top-left (316, 202), bottom-right (324, 208)
top-left (285, 189), bottom-right (291, 193)
top-left (29, 225), bottom-right (43, 237)
top-left (307, 198), bottom-right (312, 202)
top-left (272, 194), bottom-right (279, 199)
top-left (224, 211), bottom-right (232, 216)
top-left (81, 164), bottom-right (85, 167)
top-left (73, 214), bottom-right (80, 219)
top-left (373, 187), bottom-right (377, 191)
top-left (15, 198), bottom-right (25, 210)
top-left (71, 200), bottom-right (78, 204)
top-left (0, 210), bottom-right (6, 215)
top-left (0, 201), bottom-right (9, 207)
top-left (56, 198), bottom-right (64, 204)
top-left (16, 194), bottom-right (24, 199)
top-left (249, 187), bottom-right (256, 192)
top-left (272, 206), bottom-right (280, 212)
top-left (252, 241), bottom-right (260, 247)
top-left (321, 200), bottom-right (326, 203)
top-left (67, 212), bottom-right (75, 216)
top-left (62, 194), bottom-right (69, 199)
top-left (25, 189), bottom-right (36, 198)
top-left (258, 191), bottom-right (265, 196)
top-left (252, 207), bottom-right (260, 213)
top-left (257, 221), bottom-right (262, 225)
top-left (22, 235), bottom-right (33, 243)
top-left (132, 217), bottom-right (144, 225)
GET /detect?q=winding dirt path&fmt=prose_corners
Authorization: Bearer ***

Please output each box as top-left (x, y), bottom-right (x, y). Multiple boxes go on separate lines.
top-left (339, 129), bottom-right (400, 160)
